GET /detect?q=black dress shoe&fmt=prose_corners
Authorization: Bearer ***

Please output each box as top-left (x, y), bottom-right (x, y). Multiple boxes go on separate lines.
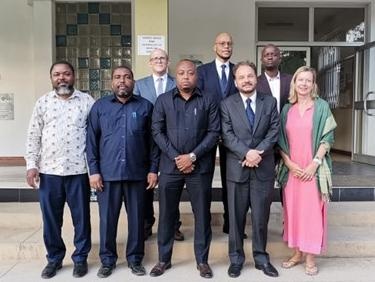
top-left (227, 263), bottom-right (242, 278)
top-left (73, 261), bottom-right (88, 278)
top-left (41, 262), bottom-right (62, 279)
top-left (97, 264), bottom-right (116, 278)
top-left (174, 229), bottom-right (185, 241)
top-left (197, 263), bottom-right (213, 278)
top-left (255, 262), bottom-right (279, 277)
top-left (128, 262), bottom-right (146, 276)
top-left (150, 262), bottom-right (171, 277)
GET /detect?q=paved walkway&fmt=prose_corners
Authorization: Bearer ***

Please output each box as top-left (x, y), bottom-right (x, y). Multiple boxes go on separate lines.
top-left (1, 257), bottom-right (375, 282)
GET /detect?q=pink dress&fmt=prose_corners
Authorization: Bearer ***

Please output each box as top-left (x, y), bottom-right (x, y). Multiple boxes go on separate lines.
top-left (283, 104), bottom-right (327, 255)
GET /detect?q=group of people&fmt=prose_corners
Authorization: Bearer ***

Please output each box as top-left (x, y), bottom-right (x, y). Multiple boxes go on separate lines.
top-left (25, 32), bottom-right (336, 279)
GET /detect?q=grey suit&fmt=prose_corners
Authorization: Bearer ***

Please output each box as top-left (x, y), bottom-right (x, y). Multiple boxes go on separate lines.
top-left (134, 74), bottom-right (176, 104)
top-left (220, 92), bottom-right (280, 266)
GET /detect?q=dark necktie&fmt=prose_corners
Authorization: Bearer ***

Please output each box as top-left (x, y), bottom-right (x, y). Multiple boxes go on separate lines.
top-left (246, 98), bottom-right (255, 129)
top-left (220, 64), bottom-right (228, 96)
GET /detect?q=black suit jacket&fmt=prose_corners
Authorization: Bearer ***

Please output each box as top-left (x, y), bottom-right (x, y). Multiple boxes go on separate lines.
top-left (152, 88), bottom-right (220, 174)
top-left (197, 60), bottom-right (237, 104)
top-left (220, 92), bottom-right (280, 182)
top-left (256, 72), bottom-right (292, 111)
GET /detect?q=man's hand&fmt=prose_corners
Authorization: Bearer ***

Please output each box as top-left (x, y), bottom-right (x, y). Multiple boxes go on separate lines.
top-left (181, 164), bottom-right (195, 174)
top-left (89, 174), bottom-right (104, 192)
top-left (26, 168), bottom-right (39, 189)
top-left (175, 154), bottom-right (194, 172)
top-left (244, 149), bottom-right (264, 167)
top-left (147, 173), bottom-right (158, 189)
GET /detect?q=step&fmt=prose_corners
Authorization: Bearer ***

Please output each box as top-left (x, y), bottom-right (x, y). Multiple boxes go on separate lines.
top-left (1, 224), bottom-right (375, 261)
top-left (1, 202), bottom-right (375, 229)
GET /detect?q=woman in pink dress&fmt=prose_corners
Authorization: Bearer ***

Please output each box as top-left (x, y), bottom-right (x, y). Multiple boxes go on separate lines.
top-left (277, 66), bottom-right (337, 275)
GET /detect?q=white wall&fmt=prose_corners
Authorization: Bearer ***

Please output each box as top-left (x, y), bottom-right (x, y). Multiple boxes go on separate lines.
top-left (168, 0), bottom-right (256, 73)
top-left (0, 0), bottom-right (53, 157)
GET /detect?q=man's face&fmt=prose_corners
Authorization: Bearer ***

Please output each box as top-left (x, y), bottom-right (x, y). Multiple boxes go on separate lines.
top-left (234, 65), bottom-right (257, 95)
top-left (214, 33), bottom-right (233, 62)
top-left (175, 61), bottom-right (197, 93)
top-left (111, 68), bottom-right (134, 99)
top-left (50, 64), bottom-right (75, 96)
top-left (149, 49), bottom-right (169, 76)
top-left (261, 46), bottom-right (281, 70)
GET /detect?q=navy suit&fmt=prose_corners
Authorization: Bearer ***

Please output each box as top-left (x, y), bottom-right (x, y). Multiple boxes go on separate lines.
top-left (197, 60), bottom-right (237, 232)
top-left (220, 92), bottom-right (280, 266)
top-left (134, 74), bottom-right (181, 235)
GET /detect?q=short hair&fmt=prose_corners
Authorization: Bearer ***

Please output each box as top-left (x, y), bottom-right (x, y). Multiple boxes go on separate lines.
top-left (175, 59), bottom-right (197, 70)
top-left (289, 66), bottom-right (319, 104)
top-left (49, 60), bottom-right (75, 76)
top-left (111, 65), bottom-right (134, 79)
top-left (149, 48), bottom-right (169, 61)
top-left (233, 61), bottom-right (257, 77)
top-left (261, 44), bottom-right (281, 56)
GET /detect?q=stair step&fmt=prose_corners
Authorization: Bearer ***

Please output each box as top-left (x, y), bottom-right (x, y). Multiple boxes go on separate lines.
top-left (1, 202), bottom-right (375, 228)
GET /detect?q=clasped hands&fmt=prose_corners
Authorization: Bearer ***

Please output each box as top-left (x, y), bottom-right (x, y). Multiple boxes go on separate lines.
top-left (288, 160), bottom-right (319, 182)
top-left (175, 154), bottom-right (195, 174)
top-left (241, 149), bottom-right (264, 167)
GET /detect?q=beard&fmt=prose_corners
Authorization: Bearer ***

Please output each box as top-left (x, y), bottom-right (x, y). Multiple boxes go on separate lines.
top-left (115, 89), bottom-right (132, 99)
top-left (55, 84), bottom-right (74, 96)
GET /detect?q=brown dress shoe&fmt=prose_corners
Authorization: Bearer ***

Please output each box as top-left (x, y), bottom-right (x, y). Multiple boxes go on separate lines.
top-left (174, 229), bottom-right (185, 241)
top-left (197, 263), bottom-right (213, 278)
top-left (150, 262), bottom-right (172, 277)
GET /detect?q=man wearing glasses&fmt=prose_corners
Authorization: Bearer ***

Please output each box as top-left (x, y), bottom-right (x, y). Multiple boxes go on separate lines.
top-left (197, 32), bottom-right (238, 235)
top-left (134, 48), bottom-right (184, 242)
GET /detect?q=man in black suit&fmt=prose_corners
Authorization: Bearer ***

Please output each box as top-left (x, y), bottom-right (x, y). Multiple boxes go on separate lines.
top-left (220, 61), bottom-right (280, 278)
top-left (197, 32), bottom-right (237, 234)
top-left (150, 59), bottom-right (220, 279)
top-left (257, 44), bottom-right (292, 197)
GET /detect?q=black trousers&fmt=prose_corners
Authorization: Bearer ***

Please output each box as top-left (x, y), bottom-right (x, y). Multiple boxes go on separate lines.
top-left (39, 173), bottom-right (91, 264)
top-left (157, 173), bottom-right (212, 264)
top-left (97, 180), bottom-right (145, 266)
top-left (144, 188), bottom-right (182, 232)
top-left (227, 171), bottom-right (274, 266)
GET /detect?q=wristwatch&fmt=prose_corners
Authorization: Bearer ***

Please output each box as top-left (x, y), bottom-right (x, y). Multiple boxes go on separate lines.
top-left (189, 152), bottom-right (197, 162)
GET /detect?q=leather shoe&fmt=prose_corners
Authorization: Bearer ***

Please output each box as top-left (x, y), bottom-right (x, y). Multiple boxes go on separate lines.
top-left (41, 262), bottom-right (62, 279)
top-left (174, 229), bottom-right (185, 241)
top-left (255, 262), bottom-right (279, 277)
top-left (73, 261), bottom-right (88, 278)
top-left (128, 262), bottom-right (146, 276)
top-left (150, 262), bottom-right (171, 277)
top-left (97, 264), bottom-right (116, 278)
top-left (227, 263), bottom-right (242, 278)
top-left (197, 263), bottom-right (213, 278)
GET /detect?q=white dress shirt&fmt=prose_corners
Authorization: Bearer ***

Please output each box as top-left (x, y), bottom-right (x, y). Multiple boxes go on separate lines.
top-left (25, 89), bottom-right (95, 175)
top-left (153, 73), bottom-right (168, 96)
top-left (240, 91), bottom-right (257, 113)
top-left (265, 72), bottom-right (281, 112)
top-left (215, 59), bottom-right (229, 80)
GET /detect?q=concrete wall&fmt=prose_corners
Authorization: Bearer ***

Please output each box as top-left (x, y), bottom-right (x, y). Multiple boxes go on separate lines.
top-left (0, 0), bottom-right (53, 157)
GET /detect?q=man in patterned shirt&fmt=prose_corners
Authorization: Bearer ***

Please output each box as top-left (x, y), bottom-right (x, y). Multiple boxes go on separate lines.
top-left (25, 61), bottom-right (95, 279)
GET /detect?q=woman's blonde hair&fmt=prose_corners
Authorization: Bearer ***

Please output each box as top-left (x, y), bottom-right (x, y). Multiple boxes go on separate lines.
top-left (288, 66), bottom-right (319, 104)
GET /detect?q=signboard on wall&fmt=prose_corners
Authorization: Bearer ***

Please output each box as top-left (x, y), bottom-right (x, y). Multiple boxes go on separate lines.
top-left (137, 35), bottom-right (165, 55)
top-left (0, 93), bottom-right (14, 120)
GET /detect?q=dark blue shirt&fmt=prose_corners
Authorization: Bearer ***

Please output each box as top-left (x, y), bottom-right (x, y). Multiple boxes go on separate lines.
top-left (86, 94), bottom-right (159, 181)
top-left (152, 87), bottom-right (220, 174)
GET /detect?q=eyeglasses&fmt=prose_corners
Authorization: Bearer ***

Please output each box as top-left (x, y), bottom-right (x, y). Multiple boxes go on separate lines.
top-left (215, 42), bottom-right (233, 47)
top-left (151, 57), bottom-right (167, 62)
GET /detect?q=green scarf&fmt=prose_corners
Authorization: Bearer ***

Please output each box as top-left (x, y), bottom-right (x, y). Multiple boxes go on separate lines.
top-left (277, 97), bottom-right (337, 197)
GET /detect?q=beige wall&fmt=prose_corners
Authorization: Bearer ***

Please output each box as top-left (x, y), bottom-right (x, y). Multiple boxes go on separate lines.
top-left (133, 0), bottom-right (168, 79)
